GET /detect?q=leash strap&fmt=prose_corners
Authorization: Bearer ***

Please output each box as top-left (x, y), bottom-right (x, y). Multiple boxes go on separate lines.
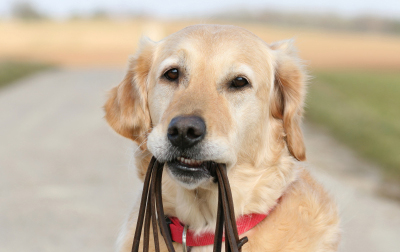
top-left (131, 157), bottom-right (247, 252)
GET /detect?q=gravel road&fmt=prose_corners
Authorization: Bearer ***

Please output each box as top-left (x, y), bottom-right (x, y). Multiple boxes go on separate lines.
top-left (1, 69), bottom-right (399, 252)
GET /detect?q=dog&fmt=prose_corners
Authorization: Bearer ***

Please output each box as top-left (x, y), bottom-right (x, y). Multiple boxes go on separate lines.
top-left (104, 24), bottom-right (340, 252)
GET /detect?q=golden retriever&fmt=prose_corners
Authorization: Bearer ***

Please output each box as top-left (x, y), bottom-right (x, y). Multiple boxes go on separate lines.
top-left (104, 24), bottom-right (340, 252)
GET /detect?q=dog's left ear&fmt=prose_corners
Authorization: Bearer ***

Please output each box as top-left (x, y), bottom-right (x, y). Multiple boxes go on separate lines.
top-left (270, 39), bottom-right (307, 161)
top-left (104, 38), bottom-right (155, 150)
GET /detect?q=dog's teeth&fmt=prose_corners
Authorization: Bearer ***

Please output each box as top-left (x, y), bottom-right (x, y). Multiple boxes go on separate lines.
top-left (177, 156), bottom-right (203, 166)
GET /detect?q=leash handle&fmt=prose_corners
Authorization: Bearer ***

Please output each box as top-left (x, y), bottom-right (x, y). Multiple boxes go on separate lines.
top-left (131, 158), bottom-right (247, 252)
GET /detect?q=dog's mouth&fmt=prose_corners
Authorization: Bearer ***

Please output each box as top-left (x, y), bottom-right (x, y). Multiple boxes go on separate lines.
top-left (166, 156), bottom-right (215, 187)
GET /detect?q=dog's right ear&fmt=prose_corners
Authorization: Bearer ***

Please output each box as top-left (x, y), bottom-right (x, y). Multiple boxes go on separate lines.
top-left (104, 39), bottom-right (155, 150)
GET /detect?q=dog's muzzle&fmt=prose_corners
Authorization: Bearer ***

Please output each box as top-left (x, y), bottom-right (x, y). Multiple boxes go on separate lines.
top-left (165, 115), bottom-right (212, 186)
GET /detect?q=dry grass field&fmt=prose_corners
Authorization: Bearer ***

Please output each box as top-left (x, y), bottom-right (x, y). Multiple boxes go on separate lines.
top-left (1, 18), bottom-right (400, 69)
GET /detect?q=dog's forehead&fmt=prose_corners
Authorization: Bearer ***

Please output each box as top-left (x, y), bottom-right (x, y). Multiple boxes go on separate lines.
top-left (159, 25), bottom-right (269, 63)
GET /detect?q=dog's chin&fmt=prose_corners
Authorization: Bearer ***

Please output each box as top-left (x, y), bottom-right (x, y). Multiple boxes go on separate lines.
top-left (166, 158), bottom-right (213, 190)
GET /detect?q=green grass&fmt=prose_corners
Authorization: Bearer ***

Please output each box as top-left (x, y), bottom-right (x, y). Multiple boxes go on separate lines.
top-left (0, 61), bottom-right (53, 89)
top-left (307, 70), bottom-right (400, 182)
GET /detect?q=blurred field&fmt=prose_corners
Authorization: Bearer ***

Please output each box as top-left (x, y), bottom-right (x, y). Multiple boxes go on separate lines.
top-left (0, 61), bottom-right (52, 89)
top-left (1, 19), bottom-right (400, 69)
top-left (307, 71), bottom-right (400, 183)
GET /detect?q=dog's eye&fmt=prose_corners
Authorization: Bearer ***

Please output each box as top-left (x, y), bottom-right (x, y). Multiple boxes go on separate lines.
top-left (231, 77), bottom-right (249, 88)
top-left (164, 68), bottom-right (179, 81)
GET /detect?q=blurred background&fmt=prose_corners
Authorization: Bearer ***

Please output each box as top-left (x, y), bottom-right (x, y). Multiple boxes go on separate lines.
top-left (1, 1), bottom-right (399, 252)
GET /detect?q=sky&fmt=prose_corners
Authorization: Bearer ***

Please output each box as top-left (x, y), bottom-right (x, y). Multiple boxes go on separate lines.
top-left (1, 0), bottom-right (400, 19)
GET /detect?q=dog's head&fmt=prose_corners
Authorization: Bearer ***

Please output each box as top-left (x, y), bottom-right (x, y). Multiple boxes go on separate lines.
top-left (105, 25), bottom-right (306, 189)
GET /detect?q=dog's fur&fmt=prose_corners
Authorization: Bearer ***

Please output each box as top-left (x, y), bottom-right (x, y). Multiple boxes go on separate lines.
top-left (104, 25), bottom-right (340, 252)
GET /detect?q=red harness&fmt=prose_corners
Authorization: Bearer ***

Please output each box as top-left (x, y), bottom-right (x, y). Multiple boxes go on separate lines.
top-left (167, 213), bottom-right (269, 247)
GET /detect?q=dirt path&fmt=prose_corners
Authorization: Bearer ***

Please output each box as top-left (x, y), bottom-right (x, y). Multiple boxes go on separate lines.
top-left (304, 123), bottom-right (400, 252)
top-left (1, 69), bottom-right (399, 252)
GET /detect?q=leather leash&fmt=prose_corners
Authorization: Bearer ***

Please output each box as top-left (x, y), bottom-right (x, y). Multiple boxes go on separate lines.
top-left (131, 156), bottom-right (248, 252)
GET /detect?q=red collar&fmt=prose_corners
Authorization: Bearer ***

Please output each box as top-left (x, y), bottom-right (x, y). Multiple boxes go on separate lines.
top-left (167, 213), bottom-right (268, 247)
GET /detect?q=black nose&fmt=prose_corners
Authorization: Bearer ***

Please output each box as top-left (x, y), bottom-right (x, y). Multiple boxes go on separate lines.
top-left (167, 116), bottom-right (206, 149)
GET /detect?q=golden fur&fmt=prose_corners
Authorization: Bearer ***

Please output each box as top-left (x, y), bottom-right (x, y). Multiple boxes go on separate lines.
top-left (104, 24), bottom-right (340, 252)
